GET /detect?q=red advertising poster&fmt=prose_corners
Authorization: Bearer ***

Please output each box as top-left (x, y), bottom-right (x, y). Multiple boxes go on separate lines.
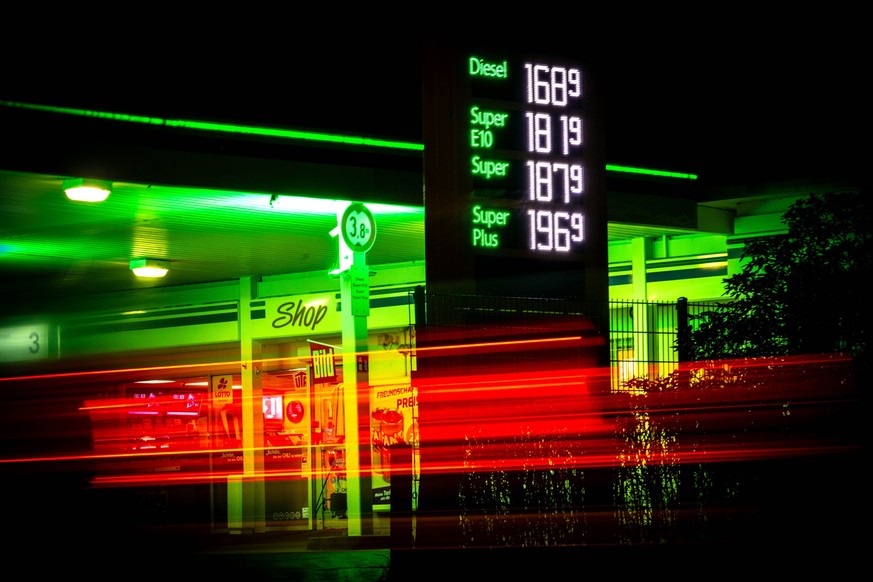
top-left (309, 341), bottom-right (337, 383)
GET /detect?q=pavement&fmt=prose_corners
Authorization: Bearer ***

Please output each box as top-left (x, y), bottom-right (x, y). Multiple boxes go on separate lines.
top-left (25, 529), bottom-right (866, 582)
top-left (30, 515), bottom-right (864, 580)
top-left (169, 531), bottom-right (863, 581)
top-left (189, 530), bottom-right (392, 581)
top-left (43, 525), bottom-right (392, 581)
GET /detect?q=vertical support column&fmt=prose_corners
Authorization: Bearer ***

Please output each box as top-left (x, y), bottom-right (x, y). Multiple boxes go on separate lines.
top-left (676, 296), bottom-right (691, 391)
top-left (389, 442), bottom-right (413, 548)
top-left (631, 237), bottom-right (648, 300)
top-left (630, 237), bottom-right (651, 379)
top-left (238, 276), bottom-right (266, 533)
top-left (341, 262), bottom-right (373, 536)
top-left (332, 202), bottom-right (377, 537)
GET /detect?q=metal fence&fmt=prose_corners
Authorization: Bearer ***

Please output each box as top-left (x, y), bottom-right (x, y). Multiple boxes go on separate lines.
top-left (412, 288), bottom-right (723, 392)
top-left (608, 298), bottom-right (722, 391)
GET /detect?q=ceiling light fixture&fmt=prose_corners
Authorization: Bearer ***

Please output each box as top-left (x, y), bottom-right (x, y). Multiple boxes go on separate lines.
top-left (62, 178), bottom-right (112, 202)
top-left (130, 258), bottom-right (170, 278)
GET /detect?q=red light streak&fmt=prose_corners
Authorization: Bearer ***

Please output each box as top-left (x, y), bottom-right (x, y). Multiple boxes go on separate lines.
top-left (5, 352), bottom-right (851, 483)
top-left (0, 325), bottom-right (861, 554)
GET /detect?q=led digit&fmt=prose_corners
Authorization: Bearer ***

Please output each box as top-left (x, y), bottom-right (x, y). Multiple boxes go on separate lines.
top-left (552, 163), bottom-right (570, 202)
top-left (571, 213), bottom-right (584, 242)
top-left (550, 67), bottom-right (567, 106)
top-left (569, 165), bottom-right (584, 198)
top-left (536, 211), bottom-right (553, 250)
top-left (567, 68), bottom-right (581, 99)
top-left (560, 115), bottom-right (583, 155)
top-left (554, 211), bottom-right (571, 251)
top-left (527, 209), bottom-right (537, 250)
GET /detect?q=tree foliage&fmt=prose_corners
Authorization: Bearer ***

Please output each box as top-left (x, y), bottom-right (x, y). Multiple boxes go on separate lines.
top-left (686, 191), bottom-right (871, 371)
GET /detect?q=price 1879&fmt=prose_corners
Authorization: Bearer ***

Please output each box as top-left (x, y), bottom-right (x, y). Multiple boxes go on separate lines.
top-left (527, 161), bottom-right (584, 204)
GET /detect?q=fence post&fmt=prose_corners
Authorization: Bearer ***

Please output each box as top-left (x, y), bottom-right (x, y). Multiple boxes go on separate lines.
top-left (677, 297), bottom-right (689, 362)
top-left (677, 297), bottom-right (690, 390)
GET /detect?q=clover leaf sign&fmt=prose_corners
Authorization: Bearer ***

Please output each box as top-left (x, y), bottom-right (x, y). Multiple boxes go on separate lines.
top-left (341, 203), bottom-right (376, 253)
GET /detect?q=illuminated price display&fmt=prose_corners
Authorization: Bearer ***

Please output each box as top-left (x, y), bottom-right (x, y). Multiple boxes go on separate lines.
top-left (467, 55), bottom-right (586, 257)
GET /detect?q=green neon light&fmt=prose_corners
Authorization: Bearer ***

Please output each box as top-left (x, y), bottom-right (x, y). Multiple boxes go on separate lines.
top-left (0, 101), bottom-right (423, 152)
top-left (605, 164), bottom-right (697, 180)
top-left (0, 101), bottom-right (697, 179)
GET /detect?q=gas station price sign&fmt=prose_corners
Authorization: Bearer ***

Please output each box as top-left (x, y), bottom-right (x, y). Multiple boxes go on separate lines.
top-left (466, 55), bottom-right (586, 258)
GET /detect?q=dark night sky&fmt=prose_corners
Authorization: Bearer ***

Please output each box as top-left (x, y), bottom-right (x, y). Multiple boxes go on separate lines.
top-left (2, 19), bottom-right (865, 191)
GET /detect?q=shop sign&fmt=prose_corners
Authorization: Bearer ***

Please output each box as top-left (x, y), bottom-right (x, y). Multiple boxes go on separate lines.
top-left (253, 294), bottom-right (341, 340)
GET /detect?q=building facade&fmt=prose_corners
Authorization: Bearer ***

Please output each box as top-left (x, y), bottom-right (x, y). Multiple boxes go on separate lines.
top-left (0, 58), bottom-right (858, 543)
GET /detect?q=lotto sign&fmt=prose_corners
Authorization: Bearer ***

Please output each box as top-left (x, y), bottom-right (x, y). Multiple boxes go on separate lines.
top-left (211, 375), bottom-right (234, 405)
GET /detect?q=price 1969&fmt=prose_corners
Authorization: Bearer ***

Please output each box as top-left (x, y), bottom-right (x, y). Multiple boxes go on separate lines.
top-left (526, 210), bottom-right (584, 252)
